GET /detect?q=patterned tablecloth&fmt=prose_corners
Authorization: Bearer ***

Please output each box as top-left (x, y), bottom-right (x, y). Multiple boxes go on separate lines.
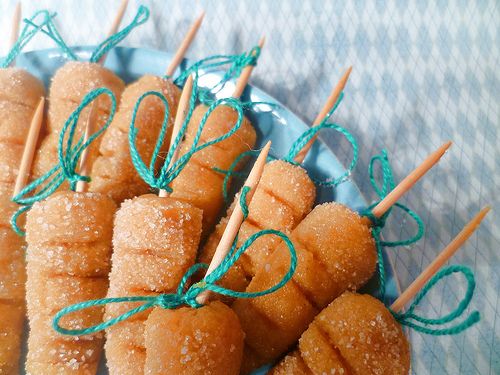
top-left (0, 1), bottom-right (498, 374)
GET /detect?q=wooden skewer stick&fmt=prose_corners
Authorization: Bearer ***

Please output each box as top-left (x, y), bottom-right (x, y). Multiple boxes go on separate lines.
top-left (370, 141), bottom-right (452, 219)
top-left (75, 103), bottom-right (98, 193)
top-left (158, 75), bottom-right (194, 197)
top-left (97, 0), bottom-right (129, 65)
top-left (8, 2), bottom-right (22, 67)
top-left (165, 12), bottom-right (205, 78)
top-left (9, 2), bottom-right (22, 50)
top-left (231, 37), bottom-right (266, 99)
top-left (74, 0), bottom-right (131, 192)
top-left (13, 97), bottom-right (45, 197)
top-left (293, 66), bottom-right (353, 164)
top-left (196, 140), bottom-right (272, 305)
top-left (391, 206), bottom-right (491, 312)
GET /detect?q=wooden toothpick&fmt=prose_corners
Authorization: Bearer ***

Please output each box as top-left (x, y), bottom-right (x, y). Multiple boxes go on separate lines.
top-left (75, 103), bottom-right (98, 193)
top-left (13, 97), bottom-right (45, 197)
top-left (97, 0), bottom-right (129, 65)
top-left (231, 37), bottom-right (266, 99)
top-left (391, 206), bottom-right (490, 312)
top-left (165, 12), bottom-right (205, 78)
top-left (8, 3), bottom-right (22, 67)
top-left (196, 140), bottom-right (272, 305)
top-left (158, 75), bottom-right (194, 197)
top-left (370, 141), bottom-right (452, 219)
top-left (74, 0), bottom-right (132, 191)
top-left (293, 66), bottom-right (353, 163)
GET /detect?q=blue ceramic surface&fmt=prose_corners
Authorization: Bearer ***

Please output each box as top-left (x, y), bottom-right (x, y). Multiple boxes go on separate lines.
top-left (15, 47), bottom-right (399, 375)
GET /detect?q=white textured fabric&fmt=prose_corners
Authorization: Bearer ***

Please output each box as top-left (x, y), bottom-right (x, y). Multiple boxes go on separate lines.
top-left (0, 1), bottom-right (498, 374)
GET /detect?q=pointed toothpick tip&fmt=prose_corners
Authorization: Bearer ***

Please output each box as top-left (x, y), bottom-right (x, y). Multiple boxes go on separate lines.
top-left (9, 2), bottom-right (22, 52)
top-left (196, 10), bottom-right (206, 24)
top-left (258, 36), bottom-right (266, 49)
top-left (391, 205), bottom-right (490, 312)
top-left (475, 206), bottom-right (491, 224)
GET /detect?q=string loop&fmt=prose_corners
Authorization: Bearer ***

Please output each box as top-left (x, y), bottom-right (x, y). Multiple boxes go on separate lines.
top-left (0, 10), bottom-right (72, 67)
top-left (391, 265), bottom-right (480, 335)
top-left (361, 150), bottom-right (425, 299)
top-left (11, 87), bottom-right (117, 235)
top-left (130, 75), bottom-right (248, 192)
top-left (172, 45), bottom-right (261, 104)
top-left (52, 191), bottom-right (296, 336)
top-left (215, 92), bottom-right (357, 202)
top-left (89, 5), bottom-right (150, 63)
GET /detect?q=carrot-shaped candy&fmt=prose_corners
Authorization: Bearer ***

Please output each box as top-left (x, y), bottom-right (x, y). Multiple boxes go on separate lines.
top-left (271, 207), bottom-right (488, 374)
top-left (169, 38), bottom-right (265, 235)
top-left (199, 67), bottom-right (354, 296)
top-left (234, 142), bottom-right (451, 373)
top-left (12, 88), bottom-right (118, 374)
top-left (0, 8), bottom-right (53, 374)
top-left (32, 5), bottom-right (150, 183)
top-left (52, 143), bottom-right (296, 375)
top-left (89, 12), bottom-right (205, 203)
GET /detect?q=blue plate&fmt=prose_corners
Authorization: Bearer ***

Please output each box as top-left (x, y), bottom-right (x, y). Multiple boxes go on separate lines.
top-left (15, 47), bottom-right (401, 374)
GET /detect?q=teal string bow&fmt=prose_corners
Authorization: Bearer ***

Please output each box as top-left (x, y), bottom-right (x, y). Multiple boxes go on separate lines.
top-left (11, 87), bottom-right (117, 236)
top-left (21, 6), bottom-right (149, 63)
top-left (129, 75), bottom-right (249, 193)
top-left (53, 188), bottom-right (297, 336)
top-left (361, 150), bottom-right (425, 300)
top-left (0, 10), bottom-right (73, 67)
top-left (391, 265), bottom-right (480, 335)
top-left (216, 91), bottom-right (358, 202)
top-left (172, 45), bottom-right (261, 101)
top-left (89, 5), bottom-right (150, 63)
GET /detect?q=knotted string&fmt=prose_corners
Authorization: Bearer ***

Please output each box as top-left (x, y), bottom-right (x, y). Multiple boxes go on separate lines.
top-left (173, 45), bottom-right (260, 95)
top-left (129, 75), bottom-right (249, 192)
top-left (0, 10), bottom-right (70, 67)
top-left (89, 5), bottom-right (150, 63)
top-left (391, 265), bottom-right (480, 335)
top-left (216, 92), bottom-right (358, 201)
top-left (284, 92), bottom-right (358, 187)
top-left (361, 150), bottom-right (425, 299)
top-left (11, 88), bottom-right (117, 235)
top-left (52, 187), bottom-right (297, 336)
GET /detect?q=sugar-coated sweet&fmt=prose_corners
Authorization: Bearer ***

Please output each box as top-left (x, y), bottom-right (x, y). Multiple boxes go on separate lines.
top-left (271, 292), bottom-right (411, 375)
top-left (171, 104), bottom-right (256, 235)
top-left (105, 195), bottom-right (203, 375)
top-left (0, 67), bottom-right (44, 375)
top-left (90, 75), bottom-right (180, 203)
top-left (144, 302), bottom-right (244, 375)
top-left (232, 202), bottom-right (378, 373)
top-left (32, 62), bottom-right (124, 181)
top-left (199, 160), bottom-right (316, 295)
top-left (25, 191), bottom-right (116, 374)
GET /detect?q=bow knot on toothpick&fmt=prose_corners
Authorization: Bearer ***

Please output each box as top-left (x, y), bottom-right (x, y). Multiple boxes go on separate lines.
top-left (11, 88), bottom-right (117, 236)
top-left (1, 10), bottom-right (59, 68)
top-left (53, 193), bottom-right (297, 336)
top-left (129, 85), bottom-right (249, 193)
top-left (390, 265), bottom-right (480, 335)
top-left (361, 149), bottom-right (425, 300)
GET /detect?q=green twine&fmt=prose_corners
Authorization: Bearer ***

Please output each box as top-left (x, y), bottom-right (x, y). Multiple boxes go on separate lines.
top-left (284, 93), bottom-right (358, 187)
top-left (172, 46), bottom-right (261, 105)
top-left (89, 5), bottom-right (149, 63)
top-left (129, 74), bottom-right (249, 192)
top-left (391, 265), bottom-right (480, 335)
top-left (52, 188), bottom-right (297, 336)
top-left (216, 91), bottom-right (358, 201)
top-left (10, 87), bottom-right (117, 236)
top-left (0, 10), bottom-right (73, 67)
top-left (361, 150), bottom-right (425, 299)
